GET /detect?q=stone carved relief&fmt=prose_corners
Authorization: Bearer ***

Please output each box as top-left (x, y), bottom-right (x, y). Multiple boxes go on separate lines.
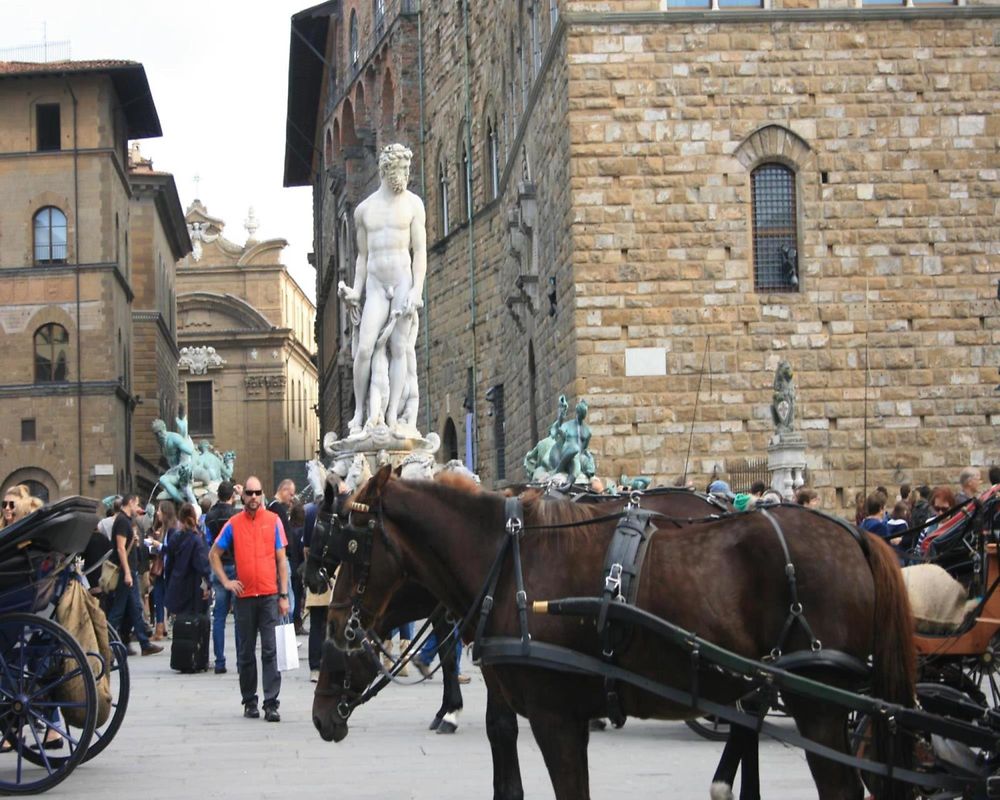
top-left (244, 374), bottom-right (287, 396)
top-left (178, 346), bottom-right (226, 375)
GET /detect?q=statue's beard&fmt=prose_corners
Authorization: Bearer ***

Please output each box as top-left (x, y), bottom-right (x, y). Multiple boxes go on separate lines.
top-left (387, 173), bottom-right (407, 192)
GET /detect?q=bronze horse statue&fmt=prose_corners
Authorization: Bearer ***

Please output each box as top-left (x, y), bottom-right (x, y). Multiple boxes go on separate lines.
top-left (326, 467), bottom-right (915, 799)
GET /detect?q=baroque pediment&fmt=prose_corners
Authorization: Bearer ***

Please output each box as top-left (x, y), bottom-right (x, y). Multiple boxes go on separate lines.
top-left (177, 291), bottom-right (274, 333)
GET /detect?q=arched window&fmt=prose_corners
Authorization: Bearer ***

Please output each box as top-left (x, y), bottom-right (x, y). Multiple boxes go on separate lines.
top-left (438, 163), bottom-right (450, 237)
top-left (34, 323), bottom-right (69, 382)
top-left (349, 11), bottom-right (359, 67)
top-left (33, 207), bottom-right (67, 264)
top-left (750, 162), bottom-right (799, 292)
top-left (373, 0), bottom-right (386, 37)
top-left (486, 116), bottom-right (500, 200)
top-left (461, 136), bottom-right (472, 219)
top-left (443, 418), bottom-right (459, 462)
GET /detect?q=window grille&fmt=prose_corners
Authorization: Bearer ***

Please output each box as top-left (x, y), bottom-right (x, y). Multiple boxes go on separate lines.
top-left (34, 207), bottom-right (67, 264)
top-left (187, 381), bottom-right (214, 436)
top-left (751, 163), bottom-right (799, 292)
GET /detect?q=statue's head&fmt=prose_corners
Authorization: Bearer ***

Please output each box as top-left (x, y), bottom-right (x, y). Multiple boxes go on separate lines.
top-left (223, 451), bottom-right (235, 465)
top-left (576, 399), bottom-right (588, 420)
top-left (378, 143), bottom-right (412, 193)
top-left (152, 419), bottom-right (167, 437)
top-left (199, 441), bottom-right (212, 453)
top-left (774, 360), bottom-right (793, 388)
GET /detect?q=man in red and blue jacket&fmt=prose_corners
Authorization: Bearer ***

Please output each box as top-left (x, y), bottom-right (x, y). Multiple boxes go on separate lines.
top-left (209, 475), bottom-right (290, 722)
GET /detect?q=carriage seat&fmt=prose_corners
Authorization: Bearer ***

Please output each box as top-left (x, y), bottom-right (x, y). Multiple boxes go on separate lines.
top-left (901, 563), bottom-right (980, 634)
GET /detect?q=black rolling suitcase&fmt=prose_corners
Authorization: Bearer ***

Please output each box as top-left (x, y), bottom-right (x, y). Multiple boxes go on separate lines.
top-left (170, 613), bottom-right (210, 673)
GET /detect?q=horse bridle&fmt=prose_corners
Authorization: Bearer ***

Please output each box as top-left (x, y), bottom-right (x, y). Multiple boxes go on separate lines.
top-left (318, 497), bottom-right (408, 645)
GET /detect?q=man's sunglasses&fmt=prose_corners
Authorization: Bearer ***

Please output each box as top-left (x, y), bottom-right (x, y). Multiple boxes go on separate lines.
top-left (244, 489), bottom-right (263, 496)
top-left (1, 501), bottom-right (15, 510)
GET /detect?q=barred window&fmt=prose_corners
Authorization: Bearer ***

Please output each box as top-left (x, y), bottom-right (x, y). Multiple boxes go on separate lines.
top-left (751, 163), bottom-right (799, 292)
top-left (187, 380), bottom-right (213, 436)
top-left (34, 207), bottom-right (67, 264)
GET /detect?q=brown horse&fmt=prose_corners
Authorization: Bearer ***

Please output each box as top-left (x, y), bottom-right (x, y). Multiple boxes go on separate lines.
top-left (328, 468), bottom-right (915, 800)
top-left (310, 480), bottom-right (736, 800)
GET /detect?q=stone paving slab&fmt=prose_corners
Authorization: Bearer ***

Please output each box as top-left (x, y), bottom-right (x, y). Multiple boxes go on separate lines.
top-left (41, 622), bottom-right (819, 798)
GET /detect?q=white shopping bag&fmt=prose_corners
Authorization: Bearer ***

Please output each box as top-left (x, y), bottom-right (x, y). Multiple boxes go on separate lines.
top-left (276, 619), bottom-right (300, 671)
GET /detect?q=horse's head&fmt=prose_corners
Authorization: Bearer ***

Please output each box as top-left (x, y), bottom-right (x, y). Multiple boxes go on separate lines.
top-left (327, 465), bottom-right (409, 652)
top-left (312, 638), bottom-right (380, 742)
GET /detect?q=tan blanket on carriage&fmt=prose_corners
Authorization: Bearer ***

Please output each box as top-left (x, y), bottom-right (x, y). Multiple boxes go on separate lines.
top-left (55, 580), bottom-right (112, 727)
top-left (902, 563), bottom-right (980, 634)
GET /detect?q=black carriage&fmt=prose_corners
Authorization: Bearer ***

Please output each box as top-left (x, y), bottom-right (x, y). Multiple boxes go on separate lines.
top-left (0, 497), bottom-right (130, 794)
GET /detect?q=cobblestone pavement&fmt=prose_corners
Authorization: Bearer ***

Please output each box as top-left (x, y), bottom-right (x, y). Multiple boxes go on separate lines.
top-left (48, 622), bottom-right (819, 799)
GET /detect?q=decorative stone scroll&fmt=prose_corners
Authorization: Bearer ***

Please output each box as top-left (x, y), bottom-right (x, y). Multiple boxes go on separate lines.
top-left (178, 345), bottom-right (226, 375)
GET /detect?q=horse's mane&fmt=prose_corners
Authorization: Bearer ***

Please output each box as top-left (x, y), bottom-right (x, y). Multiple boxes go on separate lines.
top-left (520, 489), bottom-right (604, 529)
top-left (433, 471), bottom-right (481, 494)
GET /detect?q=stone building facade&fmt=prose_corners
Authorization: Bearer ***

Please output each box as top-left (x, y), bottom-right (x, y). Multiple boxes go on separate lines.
top-left (176, 202), bottom-right (318, 493)
top-left (287, 1), bottom-right (999, 507)
top-left (0, 60), bottom-right (189, 502)
top-left (128, 145), bottom-right (190, 497)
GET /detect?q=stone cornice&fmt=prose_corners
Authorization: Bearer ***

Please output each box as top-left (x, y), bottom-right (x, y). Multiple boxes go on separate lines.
top-left (562, 6), bottom-right (1000, 26)
top-left (0, 262), bottom-right (134, 302)
top-left (132, 310), bottom-right (180, 359)
top-left (0, 380), bottom-right (130, 402)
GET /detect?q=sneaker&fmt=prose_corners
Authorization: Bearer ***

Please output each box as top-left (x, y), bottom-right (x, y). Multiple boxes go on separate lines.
top-left (264, 707), bottom-right (280, 723)
top-left (244, 704), bottom-right (260, 719)
top-left (309, 670), bottom-right (319, 683)
top-left (457, 674), bottom-right (471, 685)
top-left (140, 644), bottom-right (163, 656)
top-left (214, 665), bottom-right (227, 674)
top-left (411, 655), bottom-right (432, 678)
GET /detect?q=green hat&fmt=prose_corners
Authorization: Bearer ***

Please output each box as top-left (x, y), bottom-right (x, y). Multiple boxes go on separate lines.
top-left (734, 493), bottom-right (752, 512)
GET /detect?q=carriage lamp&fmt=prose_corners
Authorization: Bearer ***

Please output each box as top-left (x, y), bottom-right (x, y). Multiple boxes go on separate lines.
top-left (547, 277), bottom-right (557, 317)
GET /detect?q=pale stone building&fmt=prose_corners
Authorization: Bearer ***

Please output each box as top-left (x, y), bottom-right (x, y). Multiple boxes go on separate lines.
top-left (287, 1), bottom-right (999, 507)
top-left (176, 202), bottom-right (319, 492)
top-left (0, 60), bottom-right (189, 501)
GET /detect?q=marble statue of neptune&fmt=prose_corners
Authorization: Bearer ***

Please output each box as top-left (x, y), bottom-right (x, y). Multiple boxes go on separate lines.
top-left (338, 143), bottom-right (427, 438)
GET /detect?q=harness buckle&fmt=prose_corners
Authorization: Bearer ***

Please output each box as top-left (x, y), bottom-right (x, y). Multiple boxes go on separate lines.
top-left (515, 590), bottom-right (527, 609)
top-left (811, 638), bottom-right (823, 652)
top-left (605, 563), bottom-right (623, 599)
top-left (506, 517), bottom-right (523, 535)
top-left (626, 490), bottom-right (642, 510)
top-left (337, 701), bottom-right (352, 720)
top-left (481, 595), bottom-right (494, 615)
top-left (790, 601), bottom-right (803, 616)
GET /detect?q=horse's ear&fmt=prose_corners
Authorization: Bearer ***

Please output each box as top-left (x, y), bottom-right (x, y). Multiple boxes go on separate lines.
top-left (372, 464), bottom-right (393, 494)
top-left (393, 464), bottom-right (403, 477)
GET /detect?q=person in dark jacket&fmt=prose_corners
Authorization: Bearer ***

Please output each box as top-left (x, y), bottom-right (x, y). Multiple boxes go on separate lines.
top-left (204, 482), bottom-right (239, 673)
top-left (164, 503), bottom-right (212, 616)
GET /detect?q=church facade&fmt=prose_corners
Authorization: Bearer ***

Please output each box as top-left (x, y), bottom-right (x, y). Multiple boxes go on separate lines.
top-left (176, 202), bottom-right (319, 493)
top-left (286, 1), bottom-right (999, 507)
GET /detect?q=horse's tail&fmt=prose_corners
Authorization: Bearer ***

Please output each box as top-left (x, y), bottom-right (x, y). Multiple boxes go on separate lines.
top-left (865, 532), bottom-right (916, 799)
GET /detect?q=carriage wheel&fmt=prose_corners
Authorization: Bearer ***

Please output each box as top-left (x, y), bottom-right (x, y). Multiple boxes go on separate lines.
top-left (961, 632), bottom-right (1000, 709)
top-left (684, 715), bottom-right (731, 741)
top-left (0, 613), bottom-right (97, 794)
top-left (21, 624), bottom-right (129, 767)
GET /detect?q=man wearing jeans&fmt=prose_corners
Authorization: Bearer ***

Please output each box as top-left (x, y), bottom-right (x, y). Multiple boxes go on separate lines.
top-left (209, 476), bottom-right (290, 722)
top-left (108, 494), bottom-right (163, 657)
top-left (204, 481), bottom-right (240, 674)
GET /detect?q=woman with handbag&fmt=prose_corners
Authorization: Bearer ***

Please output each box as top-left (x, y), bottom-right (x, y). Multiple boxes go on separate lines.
top-left (164, 503), bottom-right (212, 616)
top-left (150, 501), bottom-right (178, 641)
